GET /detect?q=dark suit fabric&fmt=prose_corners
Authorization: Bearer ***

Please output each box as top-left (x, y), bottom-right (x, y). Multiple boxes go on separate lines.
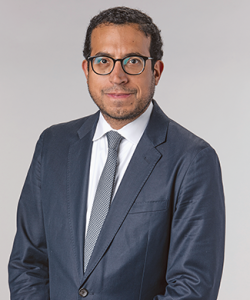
top-left (9, 101), bottom-right (225, 300)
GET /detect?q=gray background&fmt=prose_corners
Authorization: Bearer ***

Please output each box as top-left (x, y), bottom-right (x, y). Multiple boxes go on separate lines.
top-left (1, 0), bottom-right (249, 298)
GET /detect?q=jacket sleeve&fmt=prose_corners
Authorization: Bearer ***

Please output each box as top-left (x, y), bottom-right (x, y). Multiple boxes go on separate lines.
top-left (154, 147), bottom-right (225, 300)
top-left (8, 133), bottom-right (49, 300)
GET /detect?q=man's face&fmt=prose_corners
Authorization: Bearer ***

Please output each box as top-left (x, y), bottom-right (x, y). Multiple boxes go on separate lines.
top-left (82, 23), bottom-right (163, 129)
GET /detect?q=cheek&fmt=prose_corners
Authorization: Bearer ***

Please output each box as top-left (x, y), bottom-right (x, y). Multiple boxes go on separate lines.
top-left (88, 75), bottom-right (103, 93)
top-left (138, 78), bottom-right (152, 94)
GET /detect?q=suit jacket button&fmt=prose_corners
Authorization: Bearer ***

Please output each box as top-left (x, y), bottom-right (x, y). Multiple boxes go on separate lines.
top-left (79, 288), bottom-right (88, 297)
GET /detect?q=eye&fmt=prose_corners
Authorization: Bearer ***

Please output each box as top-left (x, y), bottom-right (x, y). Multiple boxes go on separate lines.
top-left (129, 58), bottom-right (139, 64)
top-left (94, 57), bottom-right (108, 64)
top-left (124, 57), bottom-right (140, 65)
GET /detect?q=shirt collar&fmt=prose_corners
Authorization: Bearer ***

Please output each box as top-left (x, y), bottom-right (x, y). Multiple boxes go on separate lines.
top-left (93, 101), bottom-right (153, 145)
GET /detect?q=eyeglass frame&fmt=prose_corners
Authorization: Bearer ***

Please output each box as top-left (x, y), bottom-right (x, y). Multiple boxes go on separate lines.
top-left (87, 55), bottom-right (154, 76)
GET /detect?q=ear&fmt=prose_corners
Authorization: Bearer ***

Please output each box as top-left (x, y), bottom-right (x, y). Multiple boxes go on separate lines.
top-left (82, 60), bottom-right (89, 79)
top-left (153, 60), bottom-right (164, 86)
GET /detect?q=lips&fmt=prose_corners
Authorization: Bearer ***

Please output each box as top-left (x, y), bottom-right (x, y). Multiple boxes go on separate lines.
top-left (106, 93), bottom-right (132, 99)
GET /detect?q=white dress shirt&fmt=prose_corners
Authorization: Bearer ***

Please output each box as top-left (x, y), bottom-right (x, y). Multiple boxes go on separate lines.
top-left (85, 102), bottom-right (153, 234)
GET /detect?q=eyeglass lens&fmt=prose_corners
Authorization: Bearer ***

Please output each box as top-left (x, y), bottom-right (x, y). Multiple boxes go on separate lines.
top-left (92, 56), bottom-right (145, 75)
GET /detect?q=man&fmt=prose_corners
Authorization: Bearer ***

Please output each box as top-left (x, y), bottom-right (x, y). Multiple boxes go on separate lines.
top-left (9, 6), bottom-right (225, 300)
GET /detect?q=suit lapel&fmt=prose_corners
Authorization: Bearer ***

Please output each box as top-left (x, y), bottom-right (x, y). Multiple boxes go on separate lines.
top-left (82, 101), bottom-right (170, 282)
top-left (67, 112), bottom-right (99, 282)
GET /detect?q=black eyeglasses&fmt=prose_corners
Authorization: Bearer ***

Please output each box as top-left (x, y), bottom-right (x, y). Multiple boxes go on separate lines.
top-left (88, 55), bottom-right (153, 75)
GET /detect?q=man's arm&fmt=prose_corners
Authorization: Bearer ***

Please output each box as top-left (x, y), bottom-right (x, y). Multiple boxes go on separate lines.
top-left (8, 133), bottom-right (49, 300)
top-left (154, 147), bottom-right (225, 300)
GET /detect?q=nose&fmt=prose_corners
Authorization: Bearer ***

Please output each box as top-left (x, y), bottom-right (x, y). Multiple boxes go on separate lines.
top-left (109, 61), bottom-right (129, 85)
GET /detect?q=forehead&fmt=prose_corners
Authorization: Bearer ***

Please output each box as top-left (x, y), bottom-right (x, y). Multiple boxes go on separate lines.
top-left (90, 23), bottom-right (151, 57)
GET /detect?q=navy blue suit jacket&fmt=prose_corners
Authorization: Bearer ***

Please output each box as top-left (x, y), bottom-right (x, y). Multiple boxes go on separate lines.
top-left (9, 101), bottom-right (225, 299)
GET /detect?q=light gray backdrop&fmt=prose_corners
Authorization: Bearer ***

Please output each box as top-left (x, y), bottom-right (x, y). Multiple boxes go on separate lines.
top-left (1, 0), bottom-right (249, 298)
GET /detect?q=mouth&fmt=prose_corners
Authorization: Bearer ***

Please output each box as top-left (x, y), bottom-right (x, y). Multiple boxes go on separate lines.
top-left (106, 93), bottom-right (132, 99)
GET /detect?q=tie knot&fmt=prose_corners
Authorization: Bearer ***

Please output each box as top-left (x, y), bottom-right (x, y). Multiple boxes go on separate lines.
top-left (106, 131), bottom-right (123, 151)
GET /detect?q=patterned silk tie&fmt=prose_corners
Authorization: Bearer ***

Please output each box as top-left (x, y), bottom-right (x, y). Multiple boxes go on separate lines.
top-left (84, 130), bottom-right (123, 271)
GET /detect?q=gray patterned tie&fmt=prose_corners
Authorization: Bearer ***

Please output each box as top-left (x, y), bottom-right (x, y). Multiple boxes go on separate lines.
top-left (84, 130), bottom-right (123, 271)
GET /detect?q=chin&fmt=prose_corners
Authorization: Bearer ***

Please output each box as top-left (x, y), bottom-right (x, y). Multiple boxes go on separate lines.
top-left (102, 107), bottom-right (144, 121)
top-left (103, 111), bottom-right (131, 121)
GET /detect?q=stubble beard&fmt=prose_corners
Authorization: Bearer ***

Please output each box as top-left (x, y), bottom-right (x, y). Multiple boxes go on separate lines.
top-left (87, 77), bottom-right (155, 122)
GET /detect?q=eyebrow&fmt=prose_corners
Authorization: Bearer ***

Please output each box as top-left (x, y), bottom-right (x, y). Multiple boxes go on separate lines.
top-left (92, 51), bottom-right (145, 58)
